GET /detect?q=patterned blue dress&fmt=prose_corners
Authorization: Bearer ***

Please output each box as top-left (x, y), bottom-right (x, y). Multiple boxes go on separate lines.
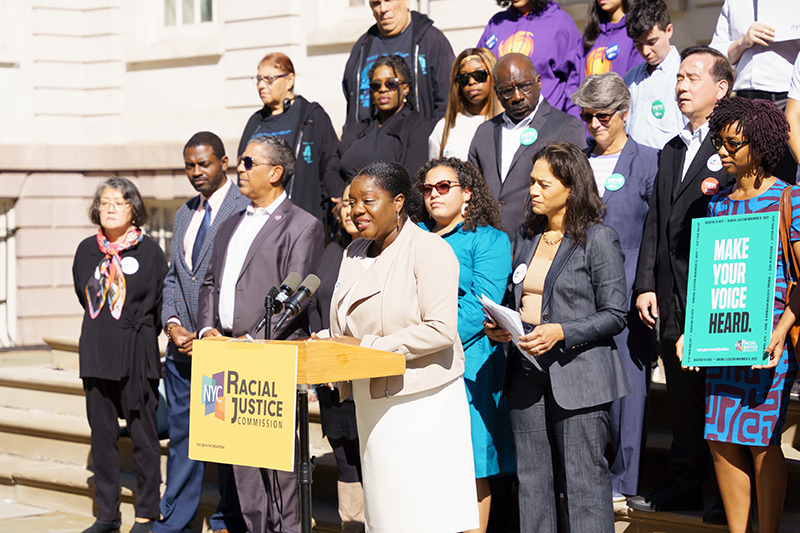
top-left (420, 221), bottom-right (516, 477)
top-left (705, 181), bottom-right (800, 446)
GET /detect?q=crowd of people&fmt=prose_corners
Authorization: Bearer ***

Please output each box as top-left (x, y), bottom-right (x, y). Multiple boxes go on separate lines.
top-left (70, 1), bottom-right (800, 533)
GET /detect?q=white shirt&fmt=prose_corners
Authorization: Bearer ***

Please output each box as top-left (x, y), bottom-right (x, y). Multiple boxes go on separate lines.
top-left (183, 178), bottom-right (233, 271)
top-left (500, 94), bottom-right (542, 182)
top-left (215, 191), bottom-right (287, 335)
top-left (624, 46), bottom-right (688, 150)
top-left (789, 52), bottom-right (800, 100)
top-left (429, 113), bottom-right (486, 160)
top-left (710, 0), bottom-right (800, 93)
top-left (678, 121), bottom-right (709, 181)
top-left (588, 152), bottom-right (621, 197)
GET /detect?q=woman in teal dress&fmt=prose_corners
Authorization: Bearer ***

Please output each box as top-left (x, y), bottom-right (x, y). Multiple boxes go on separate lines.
top-left (415, 157), bottom-right (514, 533)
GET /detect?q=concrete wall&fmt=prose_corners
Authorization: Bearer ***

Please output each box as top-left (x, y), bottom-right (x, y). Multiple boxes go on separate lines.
top-left (0, 0), bottom-right (725, 346)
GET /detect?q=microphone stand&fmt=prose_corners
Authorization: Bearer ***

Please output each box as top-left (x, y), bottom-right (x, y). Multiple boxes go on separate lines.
top-left (263, 291), bottom-right (275, 341)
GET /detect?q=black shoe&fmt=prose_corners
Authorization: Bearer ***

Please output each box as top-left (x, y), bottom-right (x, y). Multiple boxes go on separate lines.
top-left (702, 496), bottom-right (728, 525)
top-left (627, 483), bottom-right (704, 512)
top-left (81, 520), bottom-right (121, 533)
top-left (129, 520), bottom-right (154, 533)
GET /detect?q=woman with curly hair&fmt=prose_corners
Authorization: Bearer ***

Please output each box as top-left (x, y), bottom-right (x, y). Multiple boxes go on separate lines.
top-left (339, 55), bottom-right (433, 181)
top-left (428, 48), bottom-right (501, 160)
top-left (415, 158), bottom-right (514, 533)
top-left (677, 97), bottom-right (799, 533)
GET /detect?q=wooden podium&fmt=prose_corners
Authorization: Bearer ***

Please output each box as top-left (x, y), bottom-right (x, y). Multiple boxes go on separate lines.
top-left (198, 337), bottom-right (405, 533)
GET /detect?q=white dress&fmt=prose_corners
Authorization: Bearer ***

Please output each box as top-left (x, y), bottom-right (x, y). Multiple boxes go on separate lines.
top-left (428, 113), bottom-right (487, 160)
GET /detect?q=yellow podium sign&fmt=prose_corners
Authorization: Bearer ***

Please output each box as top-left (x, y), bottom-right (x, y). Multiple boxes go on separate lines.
top-left (189, 338), bottom-right (298, 471)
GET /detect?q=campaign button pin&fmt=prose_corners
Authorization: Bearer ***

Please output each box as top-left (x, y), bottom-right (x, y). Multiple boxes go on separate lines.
top-left (605, 44), bottom-right (619, 60)
top-left (512, 263), bottom-right (527, 284)
top-left (701, 177), bottom-right (720, 195)
top-left (520, 128), bottom-right (538, 146)
top-left (707, 154), bottom-right (723, 172)
top-left (605, 173), bottom-right (625, 191)
top-left (486, 34), bottom-right (497, 49)
top-left (651, 100), bottom-right (665, 119)
top-left (121, 256), bottom-right (140, 275)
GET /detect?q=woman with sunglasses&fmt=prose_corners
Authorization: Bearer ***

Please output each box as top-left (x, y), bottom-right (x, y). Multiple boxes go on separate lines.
top-left (429, 48), bottom-right (501, 160)
top-left (675, 97), bottom-right (798, 533)
top-left (339, 55), bottom-right (434, 182)
top-left (579, 0), bottom-right (642, 81)
top-left (570, 72), bottom-right (658, 503)
top-left (415, 158), bottom-right (513, 533)
top-left (484, 142), bottom-right (629, 533)
top-left (72, 177), bottom-right (168, 533)
top-left (314, 160), bottom-right (479, 533)
top-left (238, 52), bottom-right (342, 223)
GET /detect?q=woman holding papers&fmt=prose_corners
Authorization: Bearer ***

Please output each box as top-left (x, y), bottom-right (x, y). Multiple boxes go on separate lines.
top-left (314, 160), bottom-right (479, 533)
top-left (677, 96), bottom-right (799, 533)
top-left (415, 158), bottom-right (513, 533)
top-left (484, 142), bottom-right (629, 533)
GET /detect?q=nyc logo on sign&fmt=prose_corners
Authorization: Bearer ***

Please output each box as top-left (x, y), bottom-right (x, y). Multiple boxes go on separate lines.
top-left (202, 372), bottom-right (226, 421)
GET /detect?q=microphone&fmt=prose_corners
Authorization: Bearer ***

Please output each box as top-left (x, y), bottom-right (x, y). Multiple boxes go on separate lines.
top-left (271, 274), bottom-right (321, 335)
top-left (253, 273), bottom-right (302, 335)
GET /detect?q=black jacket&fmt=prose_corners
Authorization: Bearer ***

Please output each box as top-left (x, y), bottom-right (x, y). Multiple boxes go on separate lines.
top-left (342, 10), bottom-right (454, 127)
top-left (238, 95), bottom-right (343, 222)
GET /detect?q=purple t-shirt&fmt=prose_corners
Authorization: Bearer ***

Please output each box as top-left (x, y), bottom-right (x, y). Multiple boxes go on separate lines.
top-left (579, 15), bottom-right (644, 82)
top-left (478, 2), bottom-right (581, 118)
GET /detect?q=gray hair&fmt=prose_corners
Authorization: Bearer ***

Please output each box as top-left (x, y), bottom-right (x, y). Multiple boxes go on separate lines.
top-left (89, 177), bottom-right (149, 227)
top-left (247, 135), bottom-right (296, 186)
top-left (571, 72), bottom-right (631, 112)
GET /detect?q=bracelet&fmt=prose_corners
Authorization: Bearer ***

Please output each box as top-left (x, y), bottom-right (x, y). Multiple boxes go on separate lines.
top-left (165, 322), bottom-right (179, 341)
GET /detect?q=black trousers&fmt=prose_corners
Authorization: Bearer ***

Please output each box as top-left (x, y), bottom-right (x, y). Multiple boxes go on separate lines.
top-left (83, 377), bottom-right (161, 522)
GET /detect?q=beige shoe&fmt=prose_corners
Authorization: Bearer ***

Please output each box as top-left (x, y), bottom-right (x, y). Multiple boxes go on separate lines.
top-left (337, 481), bottom-right (365, 533)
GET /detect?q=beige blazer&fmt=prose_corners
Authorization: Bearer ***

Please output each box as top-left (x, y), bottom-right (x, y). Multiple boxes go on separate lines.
top-left (330, 221), bottom-right (465, 399)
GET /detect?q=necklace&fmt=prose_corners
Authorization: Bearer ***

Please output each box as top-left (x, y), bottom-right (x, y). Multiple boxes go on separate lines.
top-left (542, 224), bottom-right (563, 246)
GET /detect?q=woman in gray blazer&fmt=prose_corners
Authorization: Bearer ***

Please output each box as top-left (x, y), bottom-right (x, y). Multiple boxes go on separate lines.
top-left (485, 142), bottom-right (630, 533)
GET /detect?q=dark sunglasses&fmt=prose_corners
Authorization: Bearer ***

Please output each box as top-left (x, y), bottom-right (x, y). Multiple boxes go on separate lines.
top-left (455, 69), bottom-right (490, 87)
top-left (579, 110), bottom-right (618, 124)
top-left (369, 78), bottom-right (402, 92)
top-left (711, 135), bottom-right (749, 154)
top-left (238, 156), bottom-right (274, 171)
top-left (496, 81), bottom-right (535, 100)
top-left (419, 180), bottom-right (462, 198)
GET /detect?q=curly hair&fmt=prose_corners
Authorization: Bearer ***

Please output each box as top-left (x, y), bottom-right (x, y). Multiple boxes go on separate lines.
top-left (524, 143), bottom-right (605, 244)
top-left (708, 97), bottom-right (789, 184)
top-left (354, 160), bottom-right (424, 222)
top-left (625, 0), bottom-right (671, 40)
top-left (495, 0), bottom-right (550, 15)
top-left (438, 48), bottom-right (501, 158)
top-left (368, 55), bottom-right (414, 112)
top-left (583, 0), bottom-right (632, 52)
top-left (414, 158), bottom-right (503, 232)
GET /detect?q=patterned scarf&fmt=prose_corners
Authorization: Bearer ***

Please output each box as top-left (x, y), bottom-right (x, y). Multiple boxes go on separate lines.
top-left (85, 226), bottom-right (143, 320)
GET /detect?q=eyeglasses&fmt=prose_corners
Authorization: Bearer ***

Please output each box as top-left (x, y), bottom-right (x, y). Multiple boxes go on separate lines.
top-left (99, 201), bottom-right (130, 212)
top-left (579, 110), bottom-right (618, 124)
top-left (238, 156), bottom-right (274, 171)
top-left (455, 69), bottom-right (489, 87)
top-left (369, 78), bottom-right (402, 92)
top-left (496, 82), bottom-right (535, 100)
top-left (419, 180), bottom-right (462, 198)
top-left (252, 73), bottom-right (290, 86)
top-left (711, 135), bottom-right (750, 154)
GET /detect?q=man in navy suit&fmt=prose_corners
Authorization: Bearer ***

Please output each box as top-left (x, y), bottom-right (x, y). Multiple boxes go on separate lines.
top-left (155, 131), bottom-right (249, 533)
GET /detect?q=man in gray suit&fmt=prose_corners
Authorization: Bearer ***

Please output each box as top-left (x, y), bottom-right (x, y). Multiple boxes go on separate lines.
top-left (198, 135), bottom-right (324, 533)
top-left (157, 131), bottom-right (249, 533)
top-left (468, 53), bottom-right (586, 242)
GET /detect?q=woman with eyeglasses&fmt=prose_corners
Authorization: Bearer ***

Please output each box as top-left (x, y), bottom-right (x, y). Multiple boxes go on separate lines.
top-left (238, 52), bottom-right (342, 223)
top-left (313, 160), bottom-right (479, 533)
top-left (675, 97), bottom-right (798, 533)
top-left (72, 177), bottom-right (168, 533)
top-left (484, 142), bottom-right (629, 532)
top-left (570, 72), bottom-right (658, 503)
top-left (339, 55), bottom-right (434, 182)
top-left (579, 0), bottom-right (642, 81)
top-left (429, 48), bottom-right (501, 160)
top-left (414, 158), bottom-right (513, 533)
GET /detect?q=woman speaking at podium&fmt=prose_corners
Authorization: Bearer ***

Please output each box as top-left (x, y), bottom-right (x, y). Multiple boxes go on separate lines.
top-left (313, 160), bottom-right (479, 533)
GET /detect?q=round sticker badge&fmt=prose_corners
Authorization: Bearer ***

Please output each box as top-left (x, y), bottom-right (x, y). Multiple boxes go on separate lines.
top-left (520, 128), bottom-right (538, 146)
top-left (605, 173), bottom-right (625, 192)
top-left (486, 34), bottom-right (497, 49)
top-left (512, 263), bottom-right (527, 284)
top-left (707, 154), bottom-right (723, 172)
top-left (701, 177), bottom-right (720, 195)
top-left (651, 100), bottom-right (665, 119)
top-left (604, 44), bottom-right (619, 61)
top-left (120, 256), bottom-right (140, 275)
